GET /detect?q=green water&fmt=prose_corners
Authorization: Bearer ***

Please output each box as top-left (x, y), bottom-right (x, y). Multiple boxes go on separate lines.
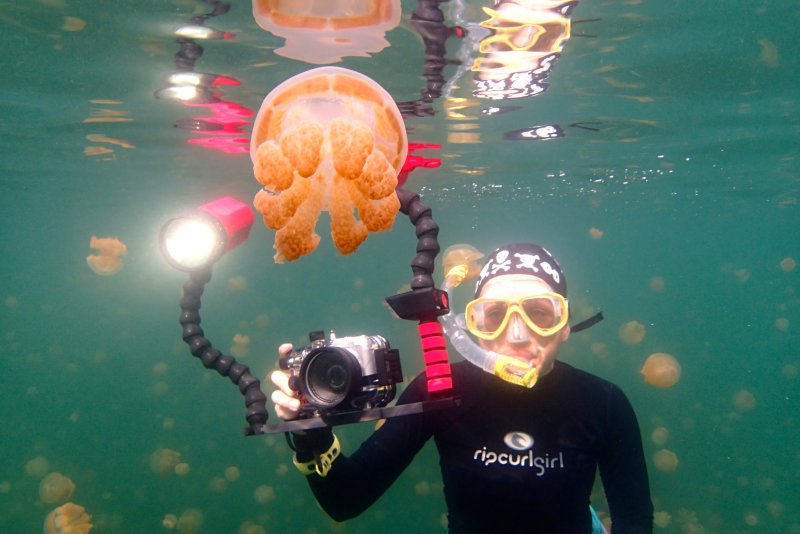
top-left (1, 0), bottom-right (798, 532)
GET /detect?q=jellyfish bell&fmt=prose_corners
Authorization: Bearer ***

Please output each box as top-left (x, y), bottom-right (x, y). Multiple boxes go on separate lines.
top-left (641, 352), bottom-right (681, 388)
top-left (250, 67), bottom-right (407, 263)
top-left (619, 320), bottom-right (646, 345)
top-left (43, 502), bottom-right (93, 534)
top-left (653, 448), bottom-right (679, 472)
top-left (252, 0), bottom-right (401, 65)
top-left (39, 472), bottom-right (75, 504)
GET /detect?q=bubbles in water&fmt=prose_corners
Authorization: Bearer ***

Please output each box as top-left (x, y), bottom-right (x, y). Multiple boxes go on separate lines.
top-left (641, 353), bottom-right (681, 388)
top-left (39, 472), bottom-right (75, 504)
top-left (618, 320), bottom-right (646, 345)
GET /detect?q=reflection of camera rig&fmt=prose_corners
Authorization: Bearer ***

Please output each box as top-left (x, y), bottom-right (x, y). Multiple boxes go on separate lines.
top-left (176, 188), bottom-right (457, 435)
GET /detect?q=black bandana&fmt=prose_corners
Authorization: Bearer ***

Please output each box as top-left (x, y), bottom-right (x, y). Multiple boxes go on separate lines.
top-left (474, 243), bottom-right (567, 298)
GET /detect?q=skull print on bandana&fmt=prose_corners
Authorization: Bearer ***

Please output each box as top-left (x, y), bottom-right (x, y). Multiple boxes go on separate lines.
top-left (474, 243), bottom-right (567, 298)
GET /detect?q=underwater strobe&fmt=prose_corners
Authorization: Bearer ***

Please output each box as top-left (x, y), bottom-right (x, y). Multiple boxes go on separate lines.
top-left (159, 197), bottom-right (270, 435)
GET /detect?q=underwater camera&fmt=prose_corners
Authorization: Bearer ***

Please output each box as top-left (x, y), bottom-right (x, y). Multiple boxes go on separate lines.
top-left (281, 331), bottom-right (403, 417)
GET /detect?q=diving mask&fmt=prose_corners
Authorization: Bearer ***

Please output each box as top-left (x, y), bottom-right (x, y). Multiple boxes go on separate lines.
top-left (465, 292), bottom-right (568, 340)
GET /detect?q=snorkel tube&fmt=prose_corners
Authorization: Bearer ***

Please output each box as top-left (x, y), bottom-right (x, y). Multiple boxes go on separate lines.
top-left (440, 264), bottom-right (539, 388)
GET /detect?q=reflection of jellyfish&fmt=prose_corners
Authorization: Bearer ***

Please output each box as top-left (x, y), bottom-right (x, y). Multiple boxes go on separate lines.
top-left (252, 0), bottom-right (401, 64)
top-left (250, 67), bottom-right (407, 263)
top-left (43, 502), bottom-right (93, 534)
top-left (442, 244), bottom-right (484, 283)
top-left (618, 320), bottom-right (646, 345)
top-left (86, 236), bottom-right (126, 276)
top-left (653, 449), bottom-right (679, 472)
top-left (39, 472), bottom-right (75, 504)
top-left (641, 353), bottom-right (681, 388)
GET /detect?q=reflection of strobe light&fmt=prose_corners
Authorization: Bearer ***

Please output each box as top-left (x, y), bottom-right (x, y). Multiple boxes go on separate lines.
top-left (160, 197), bottom-right (254, 271)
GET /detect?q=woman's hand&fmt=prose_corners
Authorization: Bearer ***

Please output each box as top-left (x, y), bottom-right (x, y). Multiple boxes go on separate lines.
top-left (269, 343), bottom-right (301, 420)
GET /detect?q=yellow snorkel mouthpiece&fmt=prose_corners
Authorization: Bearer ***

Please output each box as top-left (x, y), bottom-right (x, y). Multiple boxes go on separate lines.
top-left (493, 355), bottom-right (539, 388)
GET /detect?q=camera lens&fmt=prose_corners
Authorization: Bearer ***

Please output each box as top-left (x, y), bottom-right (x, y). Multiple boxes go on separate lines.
top-left (300, 347), bottom-right (361, 410)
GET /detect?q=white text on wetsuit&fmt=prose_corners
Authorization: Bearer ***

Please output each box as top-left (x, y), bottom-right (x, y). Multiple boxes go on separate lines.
top-left (473, 447), bottom-right (565, 477)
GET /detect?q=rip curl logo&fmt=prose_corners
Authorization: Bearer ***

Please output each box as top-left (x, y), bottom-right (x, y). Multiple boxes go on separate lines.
top-left (473, 437), bottom-right (565, 477)
top-left (504, 431), bottom-right (534, 451)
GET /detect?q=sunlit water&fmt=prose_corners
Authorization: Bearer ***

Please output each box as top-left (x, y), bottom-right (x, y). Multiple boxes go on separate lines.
top-left (1, 0), bottom-right (798, 532)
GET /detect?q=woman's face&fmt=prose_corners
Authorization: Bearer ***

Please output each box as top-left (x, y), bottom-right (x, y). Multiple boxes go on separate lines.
top-left (476, 274), bottom-right (570, 377)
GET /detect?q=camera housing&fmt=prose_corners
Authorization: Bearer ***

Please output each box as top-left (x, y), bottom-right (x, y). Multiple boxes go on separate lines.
top-left (281, 331), bottom-right (403, 417)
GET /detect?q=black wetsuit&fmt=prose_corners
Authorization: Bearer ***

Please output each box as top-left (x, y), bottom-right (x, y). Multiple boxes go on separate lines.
top-left (295, 360), bottom-right (654, 533)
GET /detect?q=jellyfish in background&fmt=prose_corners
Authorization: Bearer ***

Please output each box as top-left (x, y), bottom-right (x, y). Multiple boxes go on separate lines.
top-left (250, 67), bottom-right (407, 263)
top-left (641, 353), bottom-right (681, 388)
top-left (39, 472), bottom-right (75, 504)
top-left (252, 0), bottom-right (401, 64)
top-left (442, 244), bottom-right (485, 285)
top-left (618, 320), bottom-right (646, 345)
top-left (149, 448), bottom-right (181, 475)
top-left (43, 502), bottom-right (93, 534)
top-left (86, 236), bottom-right (126, 275)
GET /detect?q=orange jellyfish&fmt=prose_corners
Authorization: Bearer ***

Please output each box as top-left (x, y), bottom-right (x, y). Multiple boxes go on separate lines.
top-left (618, 320), bottom-right (646, 345)
top-left (442, 244), bottom-right (484, 285)
top-left (177, 509), bottom-right (203, 534)
top-left (149, 448), bottom-right (181, 474)
top-left (43, 502), bottom-right (93, 534)
top-left (641, 353), bottom-right (681, 388)
top-left (252, 1), bottom-right (401, 65)
top-left (653, 449), bottom-right (679, 472)
top-left (86, 236), bottom-right (126, 276)
top-left (250, 67), bottom-right (407, 263)
top-left (39, 472), bottom-right (75, 504)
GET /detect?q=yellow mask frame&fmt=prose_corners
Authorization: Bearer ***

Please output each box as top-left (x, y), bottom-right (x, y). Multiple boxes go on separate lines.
top-left (465, 292), bottom-right (569, 340)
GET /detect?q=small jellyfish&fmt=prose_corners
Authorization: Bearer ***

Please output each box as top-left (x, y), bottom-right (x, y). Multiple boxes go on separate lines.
top-left (650, 426), bottom-right (669, 446)
top-left (238, 521), bottom-right (266, 534)
top-left (177, 509), bottom-right (203, 534)
top-left (619, 320), bottom-right (646, 345)
top-left (589, 227), bottom-right (603, 239)
top-left (174, 463), bottom-right (190, 476)
top-left (26, 455), bottom-right (50, 477)
top-left (208, 476), bottom-right (228, 493)
top-left (224, 466), bottom-right (240, 482)
top-left (733, 389), bottom-right (756, 412)
top-left (641, 353), bottom-right (681, 388)
top-left (442, 244), bottom-right (484, 285)
top-left (649, 276), bottom-right (665, 293)
top-left (414, 481), bottom-right (431, 496)
top-left (39, 472), bottom-right (75, 504)
top-left (149, 448), bottom-right (181, 475)
top-left (227, 275), bottom-right (247, 293)
top-left (253, 484), bottom-right (275, 504)
top-left (779, 257), bottom-right (796, 272)
top-left (775, 318), bottom-right (789, 332)
top-left (230, 334), bottom-right (251, 358)
top-left (653, 449), bottom-right (679, 472)
top-left (86, 236), bottom-right (126, 276)
top-left (162, 514), bottom-right (178, 529)
top-left (43, 502), bottom-right (93, 534)
top-left (653, 511), bottom-right (672, 528)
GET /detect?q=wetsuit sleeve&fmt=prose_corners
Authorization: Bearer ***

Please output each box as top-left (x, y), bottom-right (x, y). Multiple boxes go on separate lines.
top-left (301, 375), bottom-right (434, 521)
top-left (598, 385), bottom-right (654, 533)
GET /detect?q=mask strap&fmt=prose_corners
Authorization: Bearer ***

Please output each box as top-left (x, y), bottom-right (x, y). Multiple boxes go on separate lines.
top-left (570, 311), bottom-right (603, 333)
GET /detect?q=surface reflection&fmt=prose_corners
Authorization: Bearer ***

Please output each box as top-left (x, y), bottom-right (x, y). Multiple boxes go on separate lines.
top-left (154, 0), bottom-right (253, 155)
top-left (252, 0), bottom-right (401, 64)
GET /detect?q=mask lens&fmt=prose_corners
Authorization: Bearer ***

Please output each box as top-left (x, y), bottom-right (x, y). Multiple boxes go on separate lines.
top-left (522, 296), bottom-right (562, 329)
